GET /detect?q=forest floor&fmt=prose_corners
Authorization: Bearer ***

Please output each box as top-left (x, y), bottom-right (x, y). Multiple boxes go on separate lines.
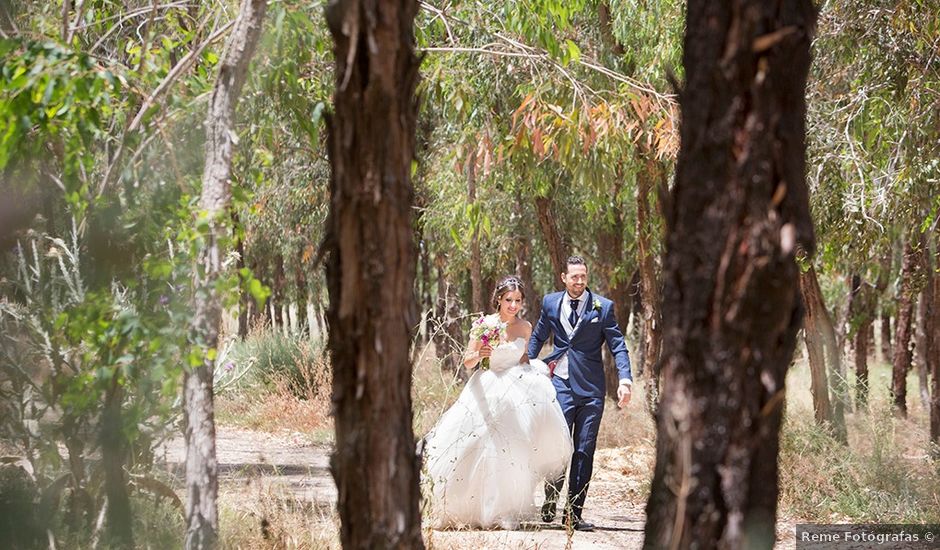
top-left (160, 426), bottom-right (800, 549)
top-left (155, 341), bottom-right (940, 549)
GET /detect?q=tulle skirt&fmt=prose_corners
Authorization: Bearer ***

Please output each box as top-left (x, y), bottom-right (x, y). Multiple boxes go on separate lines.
top-left (422, 360), bottom-right (572, 529)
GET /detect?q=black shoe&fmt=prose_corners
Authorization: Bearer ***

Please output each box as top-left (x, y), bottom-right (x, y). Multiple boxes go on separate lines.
top-left (540, 502), bottom-right (556, 523)
top-left (563, 515), bottom-right (595, 532)
top-left (572, 519), bottom-right (595, 532)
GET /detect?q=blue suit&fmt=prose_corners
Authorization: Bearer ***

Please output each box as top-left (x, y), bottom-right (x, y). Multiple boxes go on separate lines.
top-left (527, 289), bottom-right (631, 521)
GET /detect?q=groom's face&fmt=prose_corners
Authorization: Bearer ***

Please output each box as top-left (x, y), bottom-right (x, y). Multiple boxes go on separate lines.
top-left (562, 264), bottom-right (588, 298)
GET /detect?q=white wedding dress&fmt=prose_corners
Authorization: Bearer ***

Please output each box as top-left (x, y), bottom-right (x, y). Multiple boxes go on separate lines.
top-left (423, 338), bottom-right (573, 529)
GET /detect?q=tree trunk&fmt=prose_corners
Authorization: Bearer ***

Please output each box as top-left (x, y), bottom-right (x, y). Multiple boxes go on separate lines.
top-left (834, 276), bottom-right (853, 365)
top-left (535, 196), bottom-right (568, 289)
top-left (513, 195), bottom-right (540, 323)
top-left (798, 267), bottom-right (834, 427)
top-left (930, 230), bottom-right (940, 455)
top-left (433, 260), bottom-right (465, 378)
top-left (235, 223), bottom-right (249, 339)
top-left (916, 292), bottom-right (931, 409)
top-left (915, 230), bottom-right (933, 409)
top-left (596, 207), bottom-right (631, 402)
top-left (185, 1), bottom-right (266, 547)
top-left (891, 238), bottom-right (921, 417)
top-left (629, 269), bottom-right (645, 376)
top-left (798, 265), bottom-right (846, 440)
top-left (881, 310), bottom-right (893, 363)
top-left (323, 1), bottom-right (424, 547)
top-left (644, 2), bottom-right (817, 548)
top-left (597, 1), bottom-right (625, 56)
top-left (637, 157), bottom-right (663, 415)
top-left (854, 311), bottom-right (871, 409)
top-left (848, 274), bottom-right (871, 411)
top-left (422, 232), bottom-right (434, 345)
top-left (467, 146), bottom-right (484, 314)
top-left (101, 380), bottom-right (133, 548)
top-left (878, 248), bottom-right (894, 363)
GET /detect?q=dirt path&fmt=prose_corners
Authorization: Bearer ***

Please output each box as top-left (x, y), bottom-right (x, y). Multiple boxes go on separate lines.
top-left (161, 428), bottom-right (648, 548)
top-left (161, 428), bottom-right (804, 549)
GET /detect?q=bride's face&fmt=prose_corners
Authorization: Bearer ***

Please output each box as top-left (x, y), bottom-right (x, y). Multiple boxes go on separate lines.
top-left (498, 290), bottom-right (524, 317)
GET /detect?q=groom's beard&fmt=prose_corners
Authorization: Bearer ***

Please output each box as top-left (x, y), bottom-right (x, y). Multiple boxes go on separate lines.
top-left (567, 288), bottom-right (586, 299)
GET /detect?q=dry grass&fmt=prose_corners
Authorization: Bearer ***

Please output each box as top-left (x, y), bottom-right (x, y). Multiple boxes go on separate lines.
top-left (778, 357), bottom-right (940, 524)
top-left (216, 335), bottom-right (333, 443)
top-left (218, 479), bottom-right (340, 549)
top-left (412, 343), bottom-right (468, 438)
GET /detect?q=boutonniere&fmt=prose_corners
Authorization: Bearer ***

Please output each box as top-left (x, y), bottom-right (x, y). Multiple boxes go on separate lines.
top-left (593, 299), bottom-right (602, 312)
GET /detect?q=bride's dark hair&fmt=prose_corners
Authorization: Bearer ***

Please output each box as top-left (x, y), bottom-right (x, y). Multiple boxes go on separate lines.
top-left (491, 275), bottom-right (525, 313)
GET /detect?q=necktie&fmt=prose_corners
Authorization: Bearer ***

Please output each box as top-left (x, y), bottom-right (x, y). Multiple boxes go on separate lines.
top-left (569, 299), bottom-right (580, 327)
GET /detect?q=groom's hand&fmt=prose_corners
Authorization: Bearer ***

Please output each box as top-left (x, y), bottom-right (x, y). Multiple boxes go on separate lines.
top-left (617, 382), bottom-right (632, 408)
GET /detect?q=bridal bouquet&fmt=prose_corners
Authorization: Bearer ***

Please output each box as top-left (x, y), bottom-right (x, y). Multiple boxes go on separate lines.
top-left (469, 315), bottom-right (507, 370)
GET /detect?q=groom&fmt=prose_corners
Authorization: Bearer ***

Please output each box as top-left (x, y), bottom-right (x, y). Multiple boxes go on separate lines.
top-left (527, 255), bottom-right (632, 532)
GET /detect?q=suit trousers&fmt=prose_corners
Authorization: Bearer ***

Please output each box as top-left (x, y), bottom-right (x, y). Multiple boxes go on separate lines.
top-left (544, 375), bottom-right (605, 520)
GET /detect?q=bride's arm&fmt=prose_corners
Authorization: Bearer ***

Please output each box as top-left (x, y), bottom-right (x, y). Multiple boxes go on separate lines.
top-left (463, 335), bottom-right (491, 370)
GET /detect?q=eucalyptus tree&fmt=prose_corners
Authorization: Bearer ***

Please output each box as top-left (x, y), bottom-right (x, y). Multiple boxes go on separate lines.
top-left (807, 0), bottom-right (940, 418)
top-left (232, 1), bottom-right (333, 335)
top-left (185, 0), bottom-right (267, 547)
top-left (322, 0), bottom-right (425, 547)
top-left (645, 1), bottom-right (817, 548)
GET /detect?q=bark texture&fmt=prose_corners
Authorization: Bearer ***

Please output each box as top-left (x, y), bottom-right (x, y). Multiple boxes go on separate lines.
top-left (931, 230), bottom-right (940, 454)
top-left (535, 196), bottom-right (569, 289)
top-left (799, 266), bottom-right (833, 427)
top-left (644, 2), bottom-right (817, 548)
top-left (637, 158), bottom-right (663, 414)
top-left (849, 274), bottom-right (873, 410)
top-left (185, 1), bottom-right (266, 547)
top-left (323, 1), bottom-right (424, 547)
top-left (891, 238), bottom-right (921, 416)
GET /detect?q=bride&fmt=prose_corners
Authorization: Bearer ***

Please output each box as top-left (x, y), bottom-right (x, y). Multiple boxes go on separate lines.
top-left (422, 276), bottom-right (573, 529)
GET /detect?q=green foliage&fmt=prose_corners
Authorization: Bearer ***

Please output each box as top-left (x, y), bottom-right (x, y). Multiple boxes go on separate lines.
top-left (808, 0), bottom-right (940, 274)
top-left (0, 219), bottom-right (192, 542)
top-left (226, 330), bottom-right (328, 400)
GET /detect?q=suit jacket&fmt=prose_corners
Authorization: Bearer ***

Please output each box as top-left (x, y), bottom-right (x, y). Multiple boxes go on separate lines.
top-left (527, 289), bottom-right (632, 398)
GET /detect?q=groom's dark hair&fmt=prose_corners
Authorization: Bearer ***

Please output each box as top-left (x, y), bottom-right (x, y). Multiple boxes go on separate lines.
top-left (564, 255), bottom-right (586, 272)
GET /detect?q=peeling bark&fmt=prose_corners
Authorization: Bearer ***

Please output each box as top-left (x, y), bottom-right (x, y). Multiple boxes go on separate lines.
top-left (644, 1), bottom-right (817, 548)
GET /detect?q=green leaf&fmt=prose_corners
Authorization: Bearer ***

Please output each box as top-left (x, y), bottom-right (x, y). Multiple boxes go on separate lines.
top-left (565, 40), bottom-right (581, 64)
